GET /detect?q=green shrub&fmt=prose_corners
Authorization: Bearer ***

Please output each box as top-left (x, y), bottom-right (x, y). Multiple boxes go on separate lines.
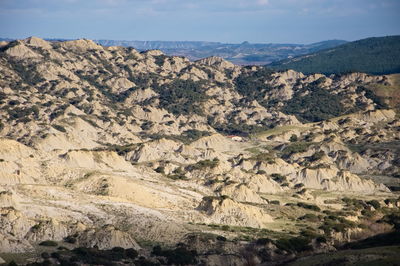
top-left (154, 166), bottom-right (165, 174)
top-left (316, 236), bottom-right (327, 243)
top-left (282, 142), bottom-right (313, 157)
top-left (125, 248), bottom-right (138, 259)
top-left (41, 252), bottom-right (50, 259)
top-left (248, 153), bottom-right (275, 164)
top-left (167, 167), bottom-right (187, 180)
top-left (64, 235), bottom-right (77, 244)
top-left (309, 151), bottom-right (325, 162)
top-left (154, 55), bottom-right (167, 66)
top-left (146, 130), bottom-right (211, 144)
top-left (51, 252), bottom-right (61, 259)
top-left (342, 197), bottom-right (367, 211)
top-left (366, 200), bottom-right (381, 209)
top-left (101, 143), bottom-right (137, 156)
top-left (39, 240), bottom-right (58, 247)
top-left (187, 158), bottom-right (219, 171)
top-left (275, 237), bottom-right (312, 253)
top-left (69, 246), bottom-right (140, 264)
top-left (151, 245), bottom-right (197, 265)
top-left (52, 124), bottom-right (67, 133)
top-left (271, 173), bottom-right (286, 183)
top-left (298, 213), bottom-right (319, 222)
top-left (294, 183), bottom-right (304, 189)
top-left (289, 134), bottom-right (298, 142)
top-left (381, 211), bottom-right (400, 229)
top-left (297, 202), bottom-right (321, 212)
top-left (256, 238), bottom-right (272, 245)
top-left (216, 235), bottom-right (227, 241)
top-left (8, 261), bottom-right (18, 266)
top-left (319, 215), bottom-right (357, 234)
top-left (141, 120), bottom-right (154, 130)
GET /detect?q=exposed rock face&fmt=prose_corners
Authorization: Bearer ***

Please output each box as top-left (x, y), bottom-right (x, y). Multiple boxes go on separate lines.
top-left (197, 56), bottom-right (236, 70)
top-left (77, 224), bottom-right (140, 250)
top-left (219, 183), bottom-right (266, 204)
top-left (291, 167), bottom-right (388, 192)
top-left (24, 36), bottom-right (53, 49)
top-left (197, 197), bottom-right (273, 228)
top-left (58, 39), bottom-right (102, 51)
top-left (4, 41), bottom-right (42, 59)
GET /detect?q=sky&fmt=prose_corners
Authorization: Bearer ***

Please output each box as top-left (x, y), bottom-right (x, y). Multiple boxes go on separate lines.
top-left (0, 0), bottom-right (399, 44)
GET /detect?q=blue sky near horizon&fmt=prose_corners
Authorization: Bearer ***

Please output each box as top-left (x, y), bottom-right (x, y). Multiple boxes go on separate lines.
top-left (0, 0), bottom-right (399, 44)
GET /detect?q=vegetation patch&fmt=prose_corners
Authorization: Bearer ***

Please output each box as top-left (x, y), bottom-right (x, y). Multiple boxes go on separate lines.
top-left (152, 79), bottom-right (209, 115)
top-left (52, 124), bottom-right (67, 133)
top-left (233, 67), bottom-right (274, 108)
top-left (152, 245), bottom-right (198, 265)
top-left (275, 236), bottom-right (312, 253)
top-left (281, 142), bottom-right (314, 157)
top-left (297, 202), bottom-right (321, 212)
top-left (187, 158), bottom-right (219, 171)
top-left (248, 152), bottom-right (275, 164)
top-left (283, 84), bottom-right (345, 122)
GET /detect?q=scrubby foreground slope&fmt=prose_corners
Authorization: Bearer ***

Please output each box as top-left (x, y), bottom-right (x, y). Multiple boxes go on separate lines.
top-left (0, 37), bottom-right (399, 265)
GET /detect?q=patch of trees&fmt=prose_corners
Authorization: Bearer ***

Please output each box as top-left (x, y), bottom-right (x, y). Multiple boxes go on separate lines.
top-left (154, 55), bottom-right (168, 66)
top-left (7, 105), bottom-right (39, 121)
top-left (7, 59), bottom-right (45, 86)
top-left (280, 142), bottom-right (314, 157)
top-left (152, 79), bottom-right (209, 115)
top-left (152, 244), bottom-right (198, 265)
top-left (269, 36), bottom-right (400, 75)
top-left (35, 246), bottom-right (140, 266)
top-left (186, 158), bottom-right (219, 171)
top-left (283, 85), bottom-right (345, 122)
top-left (213, 121), bottom-right (271, 137)
top-left (356, 86), bottom-right (388, 109)
top-left (275, 236), bottom-right (312, 253)
top-left (233, 67), bottom-right (274, 108)
top-left (145, 129), bottom-right (211, 144)
top-left (52, 124), bottom-right (67, 133)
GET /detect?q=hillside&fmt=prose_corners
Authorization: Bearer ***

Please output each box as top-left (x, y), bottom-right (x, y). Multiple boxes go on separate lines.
top-left (0, 37), bottom-right (399, 265)
top-left (268, 36), bottom-right (400, 75)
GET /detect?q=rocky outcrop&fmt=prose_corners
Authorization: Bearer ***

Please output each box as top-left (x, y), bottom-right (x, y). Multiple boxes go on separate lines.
top-left (4, 41), bottom-right (42, 59)
top-left (197, 56), bottom-right (235, 69)
top-left (197, 197), bottom-right (273, 228)
top-left (291, 166), bottom-right (389, 192)
top-left (24, 36), bottom-right (52, 49)
top-left (58, 39), bottom-right (102, 52)
top-left (219, 183), bottom-right (266, 204)
top-left (77, 224), bottom-right (140, 250)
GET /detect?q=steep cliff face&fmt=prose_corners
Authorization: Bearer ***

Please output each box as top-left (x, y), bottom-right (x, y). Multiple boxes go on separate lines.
top-left (0, 37), bottom-right (399, 264)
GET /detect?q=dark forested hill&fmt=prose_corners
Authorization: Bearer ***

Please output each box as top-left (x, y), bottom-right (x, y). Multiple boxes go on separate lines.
top-left (268, 36), bottom-right (400, 75)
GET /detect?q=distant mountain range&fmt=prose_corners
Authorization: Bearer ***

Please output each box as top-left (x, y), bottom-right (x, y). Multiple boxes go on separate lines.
top-left (268, 36), bottom-right (400, 75)
top-left (0, 37), bottom-right (347, 65)
top-left (95, 39), bottom-right (348, 65)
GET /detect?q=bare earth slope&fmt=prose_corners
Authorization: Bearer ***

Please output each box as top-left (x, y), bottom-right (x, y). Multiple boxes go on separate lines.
top-left (0, 37), bottom-right (399, 265)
